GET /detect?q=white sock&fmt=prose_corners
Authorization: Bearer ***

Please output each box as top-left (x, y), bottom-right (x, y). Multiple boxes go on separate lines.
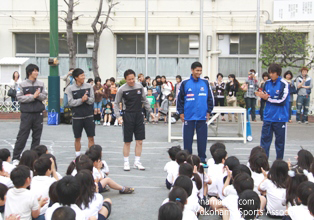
top-left (75, 151), bottom-right (81, 157)
top-left (124, 157), bottom-right (129, 163)
top-left (135, 156), bottom-right (140, 163)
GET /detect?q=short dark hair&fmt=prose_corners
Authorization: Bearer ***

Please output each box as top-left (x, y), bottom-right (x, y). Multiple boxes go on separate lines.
top-left (34, 157), bottom-right (52, 176)
top-left (158, 202), bottom-right (182, 220)
top-left (179, 163), bottom-right (193, 178)
top-left (109, 77), bottom-right (115, 83)
top-left (232, 164), bottom-right (252, 179)
top-left (191, 61), bottom-right (202, 70)
top-left (69, 68), bottom-right (74, 71)
top-left (233, 173), bottom-right (254, 194)
top-left (49, 181), bottom-right (59, 205)
top-left (10, 165), bottom-right (30, 188)
top-left (33, 145), bottom-right (48, 157)
top-left (168, 186), bottom-right (188, 211)
top-left (210, 142), bottom-right (226, 157)
top-left (0, 183), bottom-right (8, 200)
top-left (52, 207), bottom-right (76, 220)
top-left (204, 76), bottom-right (209, 79)
top-left (40, 154), bottom-right (58, 171)
top-left (26, 64), bottom-right (39, 78)
top-left (249, 152), bottom-right (269, 174)
top-left (124, 69), bottom-right (136, 79)
top-left (213, 149), bottom-right (227, 164)
top-left (283, 71), bottom-right (293, 80)
top-left (249, 69), bottom-right (256, 73)
top-left (168, 146), bottom-right (181, 161)
top-left (56, 176), bottom-right (80, 206)
top-left (0, 149), bottom-right (11, 161)
top-left (173, 175), bottom-right (193, 197)
top-left (72, 68), bottom-right (85, 80)
top-left (176, 75), bottom-right (182, 82)
top-left (297, 181), bottom-right (314, 205)
top-left (85, 149), bottom-right (101, 163)
top-left (19, 150), bottom-right (38, 171)
top-left (147, 88), bottom-right (152, 92)
top-left (76, 155), bottom-right (93, 172)
top-left (307, 193), bottom-right (314, 215)
top-left (268, 63), bottom-right (282, 76)
top-left (87, 78), bottom-right (93, 83)
top-left (145, 76), bottom-right (151, 80)
top-left (175, 150), bottom-right (188, 165)
top-left (94, 77), bottom-right (101, 84)
top-left (238, 190), bottom-right (260, 219)
top-left (217, 73), bottom-right (223, 79)
top-left (224, 156), bottom-right (240, 172)
top-left (262, 72), bottom-right (270, 79)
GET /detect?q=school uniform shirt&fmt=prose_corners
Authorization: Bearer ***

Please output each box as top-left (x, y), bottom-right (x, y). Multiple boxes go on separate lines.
top-left (259, 179), bottom-right (286, 216)
top-left (0, 176), bottom-right (13, 188)
top-left (288, 204), bottom-right (314, 220)
top-left (161, 198), bottom-right (200, 215)
top-left (307, 172), bottom-right (314, 183)
top-left (207, 158), bottom-right (215, 168)
top-left (30, 175), bottom-right (56, 215)
top-left (101, 160), bottom-right (109, 176)
top-left (92, 167), bottom-right (103, 180)
top-left (164, 161), bottom-right (179, 184)
top-left (5, 188), bottom-right (40, 220)
top-left (223, 185), bottom-right (237, 197)
top-left (251, 171), bottom-right (265, 196)
top-left (45, 203), bottom-right (85, 220)
top-left (221, 194), bottom-right (242, 220)
top-left (207, 163), bottom-right (224, 196)
top-left (2, 161), bottom-right (15, 174)
top-left (182, 208), bottom-right (198, 220)
top-left (197, 171), bottom-right (209, 198)
top-left (80, 193), bottom-right (103, 220)
top-left (216, 172), bottom-right (227, 199)
top-left (190, 181), bottom-right (200, 206)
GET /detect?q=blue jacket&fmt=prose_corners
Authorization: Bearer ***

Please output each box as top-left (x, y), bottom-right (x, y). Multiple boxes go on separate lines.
top-left (177, 75), bottom-right (214, 120)
top-left (263, 77), bottom-right (290, 122)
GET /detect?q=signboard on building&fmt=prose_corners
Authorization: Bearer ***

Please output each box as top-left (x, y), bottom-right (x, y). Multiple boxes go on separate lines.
top-left (274, 0), bottom-right (314, 21)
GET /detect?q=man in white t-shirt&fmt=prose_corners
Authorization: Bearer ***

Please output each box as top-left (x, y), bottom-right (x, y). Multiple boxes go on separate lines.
top-left (5, 165), bottom-right (47, 220)
top-left (45, 176), bottom-right (85, 220)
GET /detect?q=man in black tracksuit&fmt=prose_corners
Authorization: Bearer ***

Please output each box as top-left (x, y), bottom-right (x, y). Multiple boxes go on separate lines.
top-left (13, 64), bottom-right (48, 163)
top-left (66, 68), bottom-right (95, 157)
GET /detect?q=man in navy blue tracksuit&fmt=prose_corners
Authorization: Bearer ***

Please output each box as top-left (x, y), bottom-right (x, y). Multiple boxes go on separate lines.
top-left (177, 62), bottom-right (214, 164)
top-left (256, 63), bottom-right (290, 159)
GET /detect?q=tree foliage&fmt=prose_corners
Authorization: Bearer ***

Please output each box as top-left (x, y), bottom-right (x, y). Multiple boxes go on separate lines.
top-left (260, 27), bottom-right (314, 69)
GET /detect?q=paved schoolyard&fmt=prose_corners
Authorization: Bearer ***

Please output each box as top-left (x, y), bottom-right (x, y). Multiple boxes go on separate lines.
top-left (0, 117), bottom-right (313, 220)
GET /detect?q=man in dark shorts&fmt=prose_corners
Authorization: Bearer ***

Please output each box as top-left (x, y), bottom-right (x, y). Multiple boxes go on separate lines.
top-left (114, 69), bottom-right (155, 171)
top-left (66, 68), bottom-right (95, 157)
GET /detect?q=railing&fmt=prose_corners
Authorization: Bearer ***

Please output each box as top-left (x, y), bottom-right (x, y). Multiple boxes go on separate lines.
top-left (0, 101), bottom-right (20, 113)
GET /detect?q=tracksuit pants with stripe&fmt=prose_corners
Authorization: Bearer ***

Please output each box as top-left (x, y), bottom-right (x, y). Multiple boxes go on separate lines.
top-left (260, 121), bottom-right (286, 160)
top-left (183, 120), bottom-right (207, 162)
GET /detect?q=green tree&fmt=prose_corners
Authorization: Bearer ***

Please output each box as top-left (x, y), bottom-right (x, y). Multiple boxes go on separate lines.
top-left (260, 27), bottom-right (314, 69)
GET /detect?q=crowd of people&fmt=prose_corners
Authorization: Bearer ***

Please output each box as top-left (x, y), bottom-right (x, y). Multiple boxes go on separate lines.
top-left (159, 143), bottom-right (314, 220)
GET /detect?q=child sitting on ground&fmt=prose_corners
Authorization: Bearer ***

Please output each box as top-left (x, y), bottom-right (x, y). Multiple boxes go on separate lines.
top-left (0, 149), bottom-right (15, 174)
top-left (207, 142), bottom-right (226, 168)
top-left (51, 207), bottom-right (76, 220)
top-left (0, 183), bottom-right (8, 218)
top-left (5, 165), bottom-right (47, 219)
top-left (238, 190), bottom-right (261, 220)
top-left (33, 145), bottom-right (48, 158)
top-left (158, 202), bottom-right (182, 220)
top-left (155, 94), bottom-right (174, 124)
top-left (164, 146), bottom-right (181, 190)
top-left (170, 150), bottom-right (188, 186)
top-left (89, 145), bottom-right (109, 177)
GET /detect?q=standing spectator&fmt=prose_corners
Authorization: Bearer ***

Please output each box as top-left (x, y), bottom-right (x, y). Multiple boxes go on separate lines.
top-left (109, 77), bottom-right (118, 102)
top-left (146, 88), bottom-right (156, 124)
top-left (114, 69), bottom-right (155, 171)
top-left (174, 75), bottom-right (182, 103)
top-left (93, 77), bottom-right (104, 125)
top-left (151, 79), bottom-right (161, 116)
top-left (145, 76), bottom-right (152, 89)
top-left (214, 73), bottom-right (226, 121)
top-left (155, 75), bottom-right (163, 86)
top-left (62, 68), bottom-right (74, 108)
top-left (259, 72), bottom-right (270, 121)
top-left (102, 79), bottom-right (111, 107)
top-left (256, 63), bottom-right (289, 159)
top-left (225, 74), bottom-right (240, 122)
top-left (12, 64), bottom-right (47, 165)
top-left (284, 71), bottom-right (297, 123)
top-left (296, 67), bottom-right (313, 124)
top-left (243, 69), bottom-right (258, 122)
top-left (87, 78), bottom-right (94, 86)
top-left (161, 76), bottom-right (173, 102)
top-left (9, 71), bottom-right (21, 111)
top-left (177, 62), bottom-right (214, 164)
top-left (138, 73), bottom-right (145, 83)
top-left (66, 68), bottom-right (95, 157)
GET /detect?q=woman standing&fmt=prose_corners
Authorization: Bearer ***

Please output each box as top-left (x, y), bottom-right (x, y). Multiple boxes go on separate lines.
top-left (243, 69), bottom-right (258, 122)
top-left (93, 77), bottom-right (104, 125)
top-left (284, 71), bottom-right (297, 123)
top-left (214, 73), bottom-right (226, 121)
top-left (161, 76), bottom-right (173, 102)
top-left (259, 72), bottom-right (270, 121)
top-left (174, 75), bottom-right (182, 103)
top-left (225, 74), bottom-right (240, 122)
top-left (10, 71), bottom-right (21, 111)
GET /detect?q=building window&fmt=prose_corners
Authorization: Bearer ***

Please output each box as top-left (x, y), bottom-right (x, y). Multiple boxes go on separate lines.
top-left (117, 34), bottom-right (198, 78)
top-left (229, 34), bottom-right (256, 55)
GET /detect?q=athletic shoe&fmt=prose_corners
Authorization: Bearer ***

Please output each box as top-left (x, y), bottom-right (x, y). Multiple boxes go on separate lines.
top-left (94, 121), bottom-right (97, 125)
top-left (107, 122), bottom-right (110, 127)
top-left (298, 121), bottom-right (301, 124)
top-left (119, 186), bottom-right (135, 194)
top-left (114, 120), bottom-right (118, 126)
top-left (134, 161), bottom-right (145, 170)
top-left (305, 121), bottom-right (309, 124)
top-left (124, 162), bottom-right (130, 171)
top-left (13, 159), bottom-right (19, 166)
top-left (98, 121), bottom-right (101, 125)
top-left (103, 122), bottom-right (106, 126)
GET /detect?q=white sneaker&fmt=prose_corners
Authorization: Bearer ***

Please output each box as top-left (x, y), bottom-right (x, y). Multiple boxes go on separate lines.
top-left (305, 121), bottom-right (309, 124)
top-left (114, 120), bottom-right (118, 126)
top-left (103, 122), bottom-right (106, 126)
top-left (13, 159), bottom-right (19, 166)
top-left (134, 161), bottom-right (145, 170)
top-left (124, 162), bottom-right (130, 171)
top-left (298, 121), bottom-right (301, 124)
top-left (107, 122), bottom-right (110, 126)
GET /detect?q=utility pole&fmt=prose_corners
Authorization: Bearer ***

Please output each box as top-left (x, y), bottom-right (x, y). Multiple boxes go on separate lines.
top-left (200, 0), bottom-right (204, 63)
top-left (48, 0), bottom-right (60, 117)
top-left (256, 0), bottom-right (260, 75)
top-left (145, 0), bottom-right (148, 76)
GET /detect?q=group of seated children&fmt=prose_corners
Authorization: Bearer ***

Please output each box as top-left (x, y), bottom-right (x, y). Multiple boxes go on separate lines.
top-left (160, 143), bottom-right (314, 220)
top-left (0, 144), bottom-right (134, 220)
